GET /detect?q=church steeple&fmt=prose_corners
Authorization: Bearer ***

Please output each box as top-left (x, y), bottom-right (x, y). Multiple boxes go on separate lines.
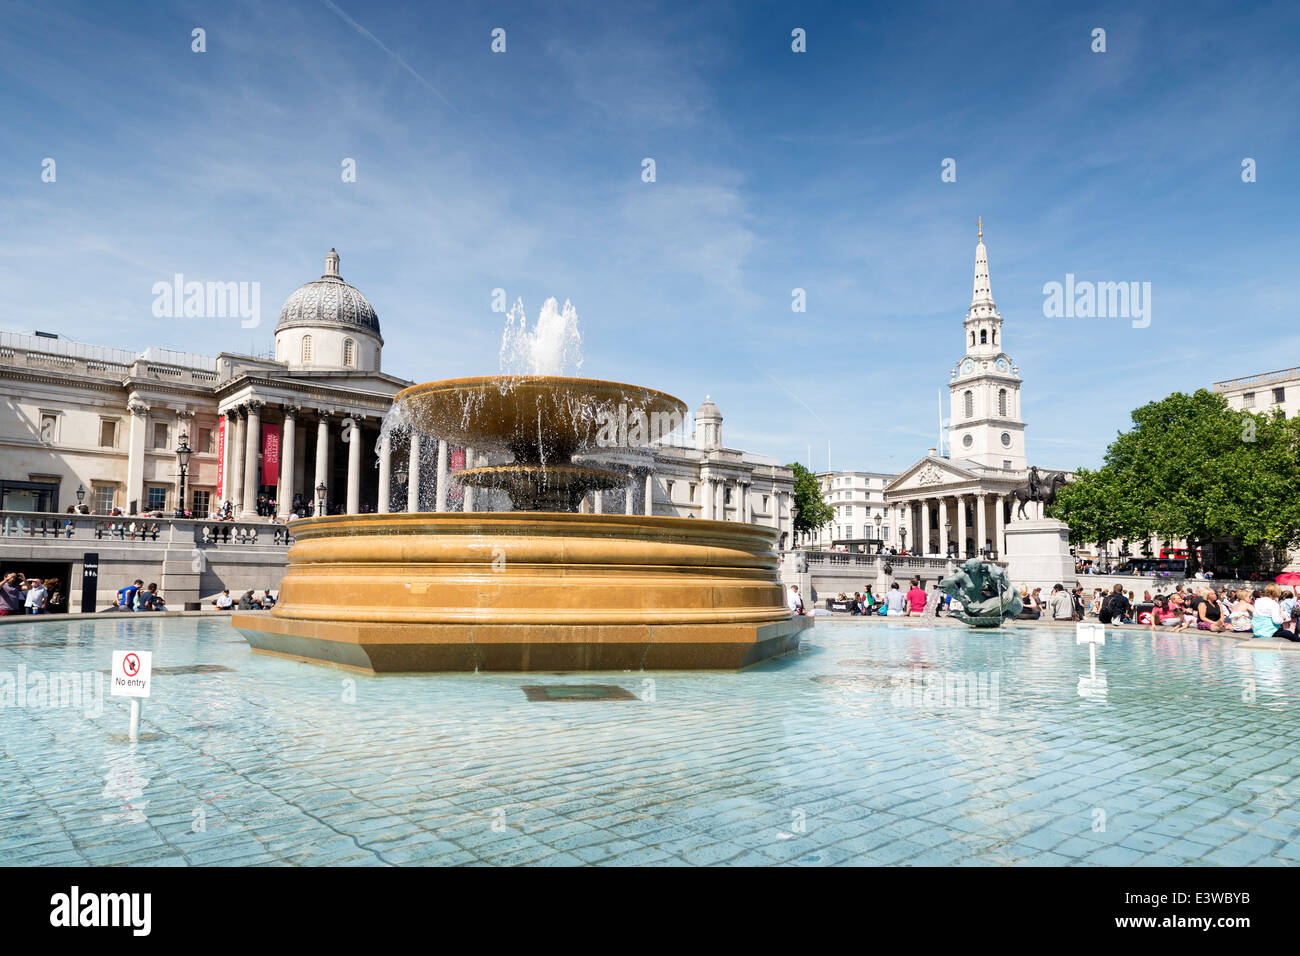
top-left (949, 219), bottom-right (1026, 471)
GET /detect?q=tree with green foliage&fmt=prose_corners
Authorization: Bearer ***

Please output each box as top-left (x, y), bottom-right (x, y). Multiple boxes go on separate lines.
top-left (1054, 389), bottom-right (1300, 569)
top-left (787, 462), bottom-right (834, 539)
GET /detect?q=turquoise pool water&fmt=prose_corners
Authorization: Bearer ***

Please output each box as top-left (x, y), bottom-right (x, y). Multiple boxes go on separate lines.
top-left (2, 616), bottom-right (1298, 866)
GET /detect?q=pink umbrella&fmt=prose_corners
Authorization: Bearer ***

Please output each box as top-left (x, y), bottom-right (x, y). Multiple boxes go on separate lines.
top-left (1274, 572), bottom-right (1300, 586)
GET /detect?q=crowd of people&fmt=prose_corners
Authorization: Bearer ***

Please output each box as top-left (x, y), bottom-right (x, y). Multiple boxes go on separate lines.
top-left (795, 575), bottom-right (1300, 642)
top-left (0, 572), bottom-right (64, 615)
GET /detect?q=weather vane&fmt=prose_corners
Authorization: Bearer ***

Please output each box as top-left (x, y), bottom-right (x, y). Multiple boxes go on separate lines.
top-left (977, 216), bottom-right (983, 242)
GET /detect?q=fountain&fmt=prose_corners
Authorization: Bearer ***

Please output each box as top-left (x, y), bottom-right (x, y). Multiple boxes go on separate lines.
top-left (937, 558), bottom-right (1023, 627)
top-left (231, 299), bottom-right (811, 672)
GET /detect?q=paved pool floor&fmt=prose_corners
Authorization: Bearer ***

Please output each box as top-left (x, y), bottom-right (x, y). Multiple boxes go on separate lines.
top-left (1, 616), bottom-right (1298, 865)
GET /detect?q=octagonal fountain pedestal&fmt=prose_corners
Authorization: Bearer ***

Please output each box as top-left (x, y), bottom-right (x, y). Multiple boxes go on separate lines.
top-left (232, 511), bottom-right (809, 672)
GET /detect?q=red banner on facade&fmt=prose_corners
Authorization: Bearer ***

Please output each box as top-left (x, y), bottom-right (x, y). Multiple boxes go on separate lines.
top-left (216, 416), bottom-right (226, 499)
top-left (261, 424), bottom-right (281, 487)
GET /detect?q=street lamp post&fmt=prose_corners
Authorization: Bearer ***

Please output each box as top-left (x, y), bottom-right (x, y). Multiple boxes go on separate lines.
top-left (899, 528), bottom-right (908, 554)
top-left (75, 484), bottom-right (85, 513)
top-left (174, 433), bottom-right (192, 518)
top-left (873, 513), bottom-right (882, 552)
top-left (316, 481), bottom-right (327, 517)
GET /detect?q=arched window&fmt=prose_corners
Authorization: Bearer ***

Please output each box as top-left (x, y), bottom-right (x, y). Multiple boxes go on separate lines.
top-left (964, 390), bottom-right (974, 417)
top-left (275, 338), bottom-right (283, 361)
top-left (970, 331), bottom-right (975, 346)
top-left (998, 388), bottom-right (1008, 416)
top-left (343, 338), bottom-right (355, 368)
top-left (980, 329), bottom-right (988, 344)
top-left (301, 335), bottom-right (313, 363)
top-left (992, 329), bottom-right (998, 344)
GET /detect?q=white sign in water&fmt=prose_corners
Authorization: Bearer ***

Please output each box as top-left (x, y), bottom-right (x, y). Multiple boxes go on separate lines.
top-left (1076, 623), bottom-right (1106, 645)
top-left (110, 650), bottom-right (152, 698)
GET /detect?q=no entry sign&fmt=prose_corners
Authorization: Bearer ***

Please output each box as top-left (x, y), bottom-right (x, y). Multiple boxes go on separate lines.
top-left (111, 650), bottom-right (152, 698)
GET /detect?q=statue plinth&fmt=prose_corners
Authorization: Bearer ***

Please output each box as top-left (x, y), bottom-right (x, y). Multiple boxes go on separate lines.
top-left (1002, 518), bottom-right (1077, 594)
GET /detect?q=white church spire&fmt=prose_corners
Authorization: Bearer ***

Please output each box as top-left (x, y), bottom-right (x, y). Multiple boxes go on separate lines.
top-left (969, 217), bottom-right (996, 318)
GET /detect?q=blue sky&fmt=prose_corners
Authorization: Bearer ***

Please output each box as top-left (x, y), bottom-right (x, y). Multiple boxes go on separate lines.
top-left (2, 0), bottom-right (1297, 473)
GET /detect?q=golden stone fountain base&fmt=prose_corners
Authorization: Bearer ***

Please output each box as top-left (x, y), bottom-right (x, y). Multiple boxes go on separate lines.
top-left (232, 512), bottom-right (810, 673)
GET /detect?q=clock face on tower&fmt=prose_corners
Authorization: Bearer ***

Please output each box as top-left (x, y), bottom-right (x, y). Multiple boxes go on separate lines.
top-left (995, 357), bottom-right (1009, 372)
top-left (961, 359), bottom-right (975, 375)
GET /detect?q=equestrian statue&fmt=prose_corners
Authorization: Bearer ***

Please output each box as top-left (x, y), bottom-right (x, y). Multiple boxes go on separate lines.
top-left (1010, 466), bottom-right (1069, 520)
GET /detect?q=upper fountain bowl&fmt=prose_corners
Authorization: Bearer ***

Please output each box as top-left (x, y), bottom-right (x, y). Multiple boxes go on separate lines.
top-left (395, 375), bottom-right (688, 463)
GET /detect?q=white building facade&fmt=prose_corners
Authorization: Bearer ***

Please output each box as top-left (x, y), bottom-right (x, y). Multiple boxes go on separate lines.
top-left (804, 470), bottom-right (897, 549)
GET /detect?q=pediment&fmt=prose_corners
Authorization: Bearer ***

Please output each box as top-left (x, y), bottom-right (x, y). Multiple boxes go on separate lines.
top-left (885, 456), bottom-right (981, 493)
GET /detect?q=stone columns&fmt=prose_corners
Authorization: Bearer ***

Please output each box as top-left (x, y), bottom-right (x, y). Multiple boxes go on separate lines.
top-left (995, 494), bottom-right (1006, 557)
top-left (938, 497), bottom-right (950, 556)
top-left (625, 476), bottom-right (636, 515)
top-left (956, 494), bottom-right (967, 558)
top-left (702, 478), bottom-right (713, 520)
top-left (241, 400), bottom-right (262, 517)
top-left (125, 400), bottom-right (149, 514)
top-left (313, 413), bottom-right (330, 513)
top-left (462, 447), bottom-right (476, 511)
top-left (644, 471), bottom-right (655, 516)
top-left (715, 481), bottom-right (725, 521)
top-left (593, 490), bottom-right (604, 514)
top-left (976, 493), bottom-right (988, 556)
top-left (278, 406), bottom-right (297, 517)
top-left (739, 482), bottom-right (750, 523)
top-left (920, 499), bottom-right (931, 555)
top-left (345, 416), bottom-right (362, 515)
top-left (435, 439), bottom-right (449, 512)
top-left (407, 434), bottom-right (421, 513)
top-left (377, 429), bottom-right (392, 513)
top-left (231, 407), bottom-right (247, 513)
top-left (220, 410), bottom-right (237, 507)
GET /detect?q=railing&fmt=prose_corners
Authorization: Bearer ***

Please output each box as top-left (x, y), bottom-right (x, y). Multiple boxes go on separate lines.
top-left (0, 510), bottom-right (293, 548)
top-left (798, 550), bottom-right (1005, 571)
top-left (1214, 366), bottom-right (1300, 391)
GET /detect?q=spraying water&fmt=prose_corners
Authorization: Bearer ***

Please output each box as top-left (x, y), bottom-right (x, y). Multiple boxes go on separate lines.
top-left (499, 297), bottom-right (583, 376)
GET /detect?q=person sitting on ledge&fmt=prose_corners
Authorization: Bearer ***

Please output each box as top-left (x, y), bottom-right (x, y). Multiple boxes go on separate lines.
top-left (1252, 584), bottom-right (1298, 641)
top-left (212, 589), bottom-right (234, 610)
top-left (237, 589), bottom-right (259, 610)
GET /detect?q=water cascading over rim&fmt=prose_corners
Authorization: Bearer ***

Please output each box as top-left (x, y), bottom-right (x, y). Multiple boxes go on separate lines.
top-left (393, 375), bottom-right (687, 512)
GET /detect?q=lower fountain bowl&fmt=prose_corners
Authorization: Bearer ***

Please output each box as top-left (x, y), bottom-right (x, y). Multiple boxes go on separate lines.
top-left (232, 512), bottom-right (811, 672)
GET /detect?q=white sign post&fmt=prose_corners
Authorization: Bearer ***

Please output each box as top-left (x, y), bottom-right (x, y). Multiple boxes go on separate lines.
top-left (1075, 623), bottom-right (1106, 698)
top-left (111, 650), bottom-right (152, 741)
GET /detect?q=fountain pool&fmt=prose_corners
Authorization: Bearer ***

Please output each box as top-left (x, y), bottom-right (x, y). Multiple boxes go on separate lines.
top-left (3, 616), bottom-right (1299, 865)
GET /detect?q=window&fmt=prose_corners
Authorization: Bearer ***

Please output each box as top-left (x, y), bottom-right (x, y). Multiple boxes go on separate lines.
top-left (665, 480), bottom-right (674, 500)
top-left (302, 335), bottom-right (313, 363)
top-left (152, 421), bottom-right (169, 449)
top-left (998, 388), bottom-right (1008, 416)
top-left (724, 488), bottom-right (732, 505)
top-left (1242, 391), bottom-right (1255, 408)
top-left (980, 329), bottom-right (987, 344)
top-left (1003, 460), bottom-right (1012, 470)
top-left (343, 338), bottom-right (355, 368)
top-left (689, 483), bottom-right (697, 501)
top-left (198, 427), bottom-right (213, 454)
top-left (99, 420), bottom-right (117, 448)
top-left (39, 413), bottom-right (58, 444)
top-left (992, 330), bottom-right (997, 344)
top-left (192, 490), bottom-right (211, 515)
top-left (1273, 387), bottom-right (1286, 405)
top-left (970, 331), bottom-right (975, 346)
top-left (276, 338), bottom-right (283, 361)
top-left (146, 486), bottom-right (168, 511)
top-left (93, 485), bottom-right (116, 513)
top-left (964, 391), bottom-right (974, 417)
top-left (762, 495), bottom-right (769, 510)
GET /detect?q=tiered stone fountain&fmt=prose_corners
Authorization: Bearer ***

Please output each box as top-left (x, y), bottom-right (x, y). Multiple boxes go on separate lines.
top-left (233, 321), bottom-right (809, 671)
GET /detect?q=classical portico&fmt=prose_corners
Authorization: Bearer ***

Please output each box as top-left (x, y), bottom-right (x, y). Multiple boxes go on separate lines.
top-left (886, 455), bottom-right (1020, 558)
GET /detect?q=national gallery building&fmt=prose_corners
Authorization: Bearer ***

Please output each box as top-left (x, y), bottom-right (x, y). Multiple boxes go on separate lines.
top-left (0, 250), bottom-right (797, 542)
